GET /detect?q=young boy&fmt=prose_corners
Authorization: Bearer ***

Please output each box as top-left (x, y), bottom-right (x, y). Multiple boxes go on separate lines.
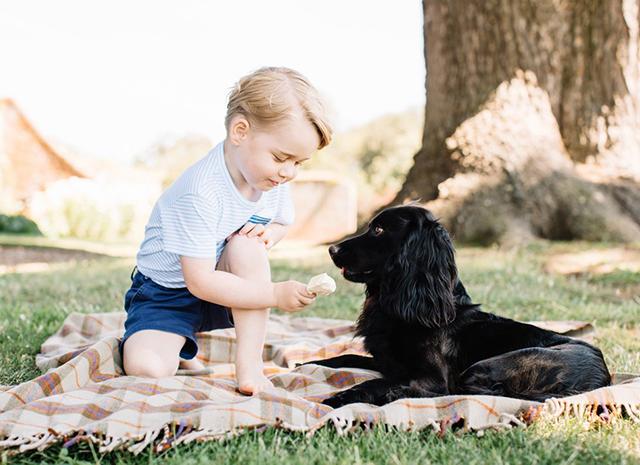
top-left (121, 67), bottom-right (333, 395)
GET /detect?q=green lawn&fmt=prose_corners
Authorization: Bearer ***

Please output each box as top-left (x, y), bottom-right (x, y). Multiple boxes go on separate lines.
top-left (1, 240), bottom-right (639, 464)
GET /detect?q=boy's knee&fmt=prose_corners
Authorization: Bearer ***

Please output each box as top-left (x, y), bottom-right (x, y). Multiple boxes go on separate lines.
top-left (124, 349), bottom-right (178, 378)
top-left (223, 234), bottom-right (270, 275)
top-left (226, 234), bottom-right (267, 255)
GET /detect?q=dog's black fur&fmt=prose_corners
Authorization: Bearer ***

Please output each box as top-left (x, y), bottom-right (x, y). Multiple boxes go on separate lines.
top-left (306, 205), bottom-right (611, 408)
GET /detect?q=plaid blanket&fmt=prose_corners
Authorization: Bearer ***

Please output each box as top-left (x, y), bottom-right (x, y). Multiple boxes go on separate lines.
top-left (0, 312), bottom-right (638, 455)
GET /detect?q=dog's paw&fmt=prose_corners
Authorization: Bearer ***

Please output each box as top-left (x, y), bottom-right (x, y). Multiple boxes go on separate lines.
top-left (381, 389), bottom-right (403, 405)
top-left (295, 360), bottom-right (318, 368)
top-left (323, 389), bottom-right (363, 408)
top-left (322, 395), bottom-right (349, 409)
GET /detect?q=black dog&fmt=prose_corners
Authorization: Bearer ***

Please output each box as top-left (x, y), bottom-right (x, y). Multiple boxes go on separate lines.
top-left (306, 205), bottom-right (611, 408)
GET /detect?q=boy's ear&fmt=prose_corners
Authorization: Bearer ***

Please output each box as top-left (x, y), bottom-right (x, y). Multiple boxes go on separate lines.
top-left (228, 114), bottom-right (250, 144)
top-left (379, 222), bottom-right (457, 328)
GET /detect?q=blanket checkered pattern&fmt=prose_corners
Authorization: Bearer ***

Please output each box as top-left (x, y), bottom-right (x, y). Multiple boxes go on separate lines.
top-left (0, 312), bottom-right (638, 455)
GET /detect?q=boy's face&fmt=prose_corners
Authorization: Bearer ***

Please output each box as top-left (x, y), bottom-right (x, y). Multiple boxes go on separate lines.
top-left (231, 112), bottom-right (320, 191)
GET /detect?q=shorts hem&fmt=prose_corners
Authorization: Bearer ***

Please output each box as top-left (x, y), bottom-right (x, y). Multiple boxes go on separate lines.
top-left (119, 325), bottom-right (198, 364)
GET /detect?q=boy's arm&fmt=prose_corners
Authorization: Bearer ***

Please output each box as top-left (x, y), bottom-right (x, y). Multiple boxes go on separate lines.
top-left (181, 256), bottom-right (312, 311)
top-left (182, 256), bottom-right (275, 308)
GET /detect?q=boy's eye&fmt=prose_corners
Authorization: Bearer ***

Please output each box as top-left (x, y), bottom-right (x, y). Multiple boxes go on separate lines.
top-left (272, 154), bottom-right (286, 162)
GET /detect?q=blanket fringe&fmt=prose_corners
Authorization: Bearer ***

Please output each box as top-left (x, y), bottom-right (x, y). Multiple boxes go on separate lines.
top-left (542, 398), bottom-right (640, 425)
top-left (169, 428), bottom-right (227, 446)
top-left (2, 400), bottom-right (640, 456)
top-left (323, 412), bottom-right (443, 437)
top-left (100, 435), bottom-right (129, 453)
top-left (0, 435), bottom-right (29, 448)
top-left (330, 412), bottom-right (356, 436)
top-left (625, 403), bottom-right (640, 422)
top-left (15, 432), bottom-right (55, 453)
top-left (499, 412), bottom-right (525, 428)
top-left (127, 428), bottom-right (162, 455)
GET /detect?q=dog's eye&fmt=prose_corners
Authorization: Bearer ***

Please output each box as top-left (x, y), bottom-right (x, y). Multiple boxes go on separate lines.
top-left (372, 226), bottom-right (384, 236)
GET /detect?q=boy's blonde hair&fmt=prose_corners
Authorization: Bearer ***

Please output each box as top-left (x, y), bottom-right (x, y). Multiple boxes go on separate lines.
top-left (225, 67), bottom-right (333, 149)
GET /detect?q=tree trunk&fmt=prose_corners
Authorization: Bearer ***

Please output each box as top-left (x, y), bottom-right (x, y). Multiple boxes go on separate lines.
top-left (393, 0), bottom-right (640, 244)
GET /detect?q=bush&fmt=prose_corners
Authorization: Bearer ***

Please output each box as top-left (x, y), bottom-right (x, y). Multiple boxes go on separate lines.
top-left (307, 108), bottom-right (423, 219)
top-left (0, 214), bottom-right (41, 235)
top-left (28, 177), bottom-right (160, 241)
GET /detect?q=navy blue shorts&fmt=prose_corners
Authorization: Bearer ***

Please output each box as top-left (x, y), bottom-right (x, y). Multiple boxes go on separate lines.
top-left (120, 268), bottom-right (234, 362)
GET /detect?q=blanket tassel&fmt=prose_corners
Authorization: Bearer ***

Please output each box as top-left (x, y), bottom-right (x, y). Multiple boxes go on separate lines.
top-left (18, 432), bottom-right (54, 452)
top-left (127, 428), bottom-right (162, 455)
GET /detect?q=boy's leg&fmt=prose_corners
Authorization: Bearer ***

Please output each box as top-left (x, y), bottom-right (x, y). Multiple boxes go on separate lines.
top-left (122, 329), bottom-right (186, 377)
top-left (179, 357), bottom-right (205, 371)
top-left (217, 234), bottom-right (272, 395)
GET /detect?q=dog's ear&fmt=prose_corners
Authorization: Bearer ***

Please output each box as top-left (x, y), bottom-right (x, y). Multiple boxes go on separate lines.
top-left (380, 220), bottom-right (457, 328)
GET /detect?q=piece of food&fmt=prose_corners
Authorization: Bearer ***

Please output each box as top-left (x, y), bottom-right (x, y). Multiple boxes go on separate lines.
top-left (306, 273), bottom-right (337, 296)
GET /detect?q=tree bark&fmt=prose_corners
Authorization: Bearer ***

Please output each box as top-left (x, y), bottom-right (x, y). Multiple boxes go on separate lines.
top-left (393, 0), bottom-right (640, 244)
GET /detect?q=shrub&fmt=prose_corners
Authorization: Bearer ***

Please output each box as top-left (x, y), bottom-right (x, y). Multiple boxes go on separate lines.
top-left (0, 214), bottom-right (41, 235)
top-left (307, 108), bottom-right (422, 219)
top-left (28, 177), bottom-right (160, 241)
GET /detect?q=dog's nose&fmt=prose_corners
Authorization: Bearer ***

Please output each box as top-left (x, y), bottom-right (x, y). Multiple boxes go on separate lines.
top-left (328, 244), bottom-right (340, 256)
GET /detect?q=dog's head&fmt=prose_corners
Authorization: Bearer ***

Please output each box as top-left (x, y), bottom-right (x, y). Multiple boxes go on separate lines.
top-left (329, 205), bottom-right (457, 328)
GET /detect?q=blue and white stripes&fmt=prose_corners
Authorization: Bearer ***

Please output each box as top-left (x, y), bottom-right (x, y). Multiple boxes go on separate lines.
top-left (136, 141), bottom-right (295, 288)
top-left (248, 215), bottom-right (271, 225)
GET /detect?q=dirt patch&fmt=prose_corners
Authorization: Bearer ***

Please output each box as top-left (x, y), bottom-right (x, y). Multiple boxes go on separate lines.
top-left (545, 247), bottom-right (640, 275)
top-left (0, 245), bottom-right (106, 266)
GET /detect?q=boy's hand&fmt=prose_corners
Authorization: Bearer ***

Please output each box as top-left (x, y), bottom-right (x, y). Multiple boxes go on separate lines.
top-left (273, 281), bottom-right (316, 312)
top-left (237, 223), bottom-right (275, 249)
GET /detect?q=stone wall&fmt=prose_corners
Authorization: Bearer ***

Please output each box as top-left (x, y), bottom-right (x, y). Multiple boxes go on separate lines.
top-left (286, 171), bottom-right (357, 243)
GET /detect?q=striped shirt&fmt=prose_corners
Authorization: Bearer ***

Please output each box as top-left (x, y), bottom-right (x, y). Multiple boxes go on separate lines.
top-left (136, 141), bottom-right (295, 288)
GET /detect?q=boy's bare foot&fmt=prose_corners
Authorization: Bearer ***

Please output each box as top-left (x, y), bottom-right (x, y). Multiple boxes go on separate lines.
top-left (236, 360), bottom-right (273, 395)
top-left (179, 358), bottom-right (205, 371)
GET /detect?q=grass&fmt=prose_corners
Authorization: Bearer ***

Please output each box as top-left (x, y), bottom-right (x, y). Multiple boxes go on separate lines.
top-left (0, 240), bottom-right (639, 464)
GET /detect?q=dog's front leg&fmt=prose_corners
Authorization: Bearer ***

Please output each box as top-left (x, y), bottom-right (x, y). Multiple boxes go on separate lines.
top-left (322, 378), bottom-right (391, 408)
top-left (382, 379), bottom-right (448, 404)
top-left (299, 354), bottom-right (378, 371)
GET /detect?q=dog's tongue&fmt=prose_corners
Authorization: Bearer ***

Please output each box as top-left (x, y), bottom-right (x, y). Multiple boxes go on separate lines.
top-left (341, 267), bottom-right (346, 275)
